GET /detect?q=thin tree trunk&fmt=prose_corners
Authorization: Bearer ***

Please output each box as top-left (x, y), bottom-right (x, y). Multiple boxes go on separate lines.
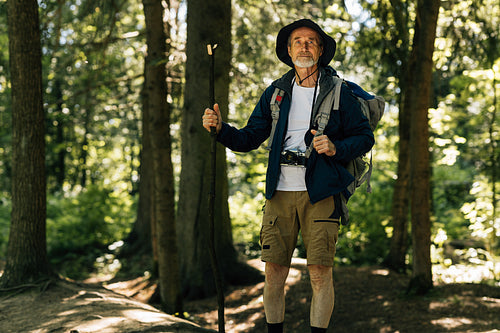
top-left (385, 103), bottom-right (410, 271)
top-left (407, 0), bottom-right (440, 295)
top-left (488, 70), bottom-right (497, 251)
top-left (79, 105), bottom-right (91, 187)
top-left (142, 0), bottom-right (182, 313)
top-left (1, 0), bottom-right (51, 287)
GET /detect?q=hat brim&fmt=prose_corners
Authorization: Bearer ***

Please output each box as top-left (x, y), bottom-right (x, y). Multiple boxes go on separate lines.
top-left (276, 19), bottom-right (336, 68)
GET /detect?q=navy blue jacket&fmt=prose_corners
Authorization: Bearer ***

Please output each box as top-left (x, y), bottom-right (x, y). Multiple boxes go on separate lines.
top-left (217, 66), bottom-right (374, 203)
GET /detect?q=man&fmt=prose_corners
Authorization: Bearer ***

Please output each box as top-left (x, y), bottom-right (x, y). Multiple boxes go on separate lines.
top-left (202, 19), bottom-right (374, 333)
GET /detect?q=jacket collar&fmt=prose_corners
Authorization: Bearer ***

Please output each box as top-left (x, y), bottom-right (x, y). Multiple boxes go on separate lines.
top-left (272, 66), bottom-right (338, 96)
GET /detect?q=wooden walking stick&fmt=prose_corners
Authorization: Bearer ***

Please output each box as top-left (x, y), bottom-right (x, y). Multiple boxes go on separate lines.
top-left (207, 43), bottom-right (225, 333)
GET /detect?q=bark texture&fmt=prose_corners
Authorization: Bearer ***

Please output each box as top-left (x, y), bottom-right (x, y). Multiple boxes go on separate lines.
top-left (1, 0), bottom-right (51, 287)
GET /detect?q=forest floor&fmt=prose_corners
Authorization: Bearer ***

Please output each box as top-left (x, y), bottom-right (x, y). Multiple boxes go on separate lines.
top-left (0, 258), bottom-right (499, 333)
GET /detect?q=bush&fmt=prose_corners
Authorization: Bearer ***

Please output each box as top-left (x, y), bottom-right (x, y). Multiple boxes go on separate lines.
top-left (46, 185), bottom-right (136, 279)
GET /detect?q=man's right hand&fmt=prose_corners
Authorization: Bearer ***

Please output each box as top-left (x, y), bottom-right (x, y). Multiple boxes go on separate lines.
top-left (202, 103), bottom-right (222, 134)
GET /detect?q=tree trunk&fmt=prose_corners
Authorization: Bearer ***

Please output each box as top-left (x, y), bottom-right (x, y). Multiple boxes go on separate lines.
top-left (385, 103), bottom-right (410, 271)
top-left (1, 0), bottom-right (52, 287)
top-left (79, 105), bottom-right (91, 187)
top-left (407, 0), bottom-right (440, 295)
top-left (142, 0), bottom-right (182, 313)
top-left (488, 70), bottom-right (497, 251)
top-left (54, 79), bottom-right (66, 191)
top-left (179, 0), bottom-right (261, 299)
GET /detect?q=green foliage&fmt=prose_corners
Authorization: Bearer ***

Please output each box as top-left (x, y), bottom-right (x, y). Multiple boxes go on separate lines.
top-left (461, 177), bottom-right (500, 254)
top-left (230, 190), bottom-right (265, 258)
top-left (429, 63), bottom-right (499, 252)
top-left (38, 0), bottom-right (145, 193)
top-left (335, 152), bottom-right (395, 265)
top-left (432, 165), bottom-right (472, 239)
top-left (46, 185), bottom-right (136, 279)
top-left (0, 185), bottom-right (136, 279)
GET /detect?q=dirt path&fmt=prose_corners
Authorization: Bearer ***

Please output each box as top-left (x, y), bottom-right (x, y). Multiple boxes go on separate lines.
top-left (184, 259), bottom-right (500, 333)
top-left (0, 279), bottom-right (214, 333)
top-left (0, 259), bottom-right (499, 333)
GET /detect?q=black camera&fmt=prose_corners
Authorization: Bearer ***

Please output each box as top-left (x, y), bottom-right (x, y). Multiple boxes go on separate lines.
top-left (280, 150), bottom-right (306, 166)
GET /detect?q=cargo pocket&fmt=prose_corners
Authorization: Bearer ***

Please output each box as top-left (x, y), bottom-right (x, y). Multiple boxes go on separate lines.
top-left (326, 221), bottom-right (340, 255)
top-left (310, 218), bottom-right (340, 262)
top-left (260, 214), bottom-right (278, 249)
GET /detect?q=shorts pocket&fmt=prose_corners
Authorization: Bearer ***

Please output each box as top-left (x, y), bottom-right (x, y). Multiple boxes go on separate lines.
top-left (263, 214), bottom-right (278, 229)
top-left (310, 218), bottom-right (340, 259)
top-left (314, 218), bottom-right (340, 224)
top-left (260, 214), bottom-right (295, 266)
top-left (323, 220), bottom-right (340, 254)
top-left (260, 214), bottom-right (278, 247)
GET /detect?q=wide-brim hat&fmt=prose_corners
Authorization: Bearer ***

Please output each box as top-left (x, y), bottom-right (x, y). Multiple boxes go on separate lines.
top-left (276, 19), bottom-right (336, 68)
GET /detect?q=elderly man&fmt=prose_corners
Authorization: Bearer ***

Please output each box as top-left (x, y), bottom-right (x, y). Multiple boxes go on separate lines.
top-left (202, 19), bottom-right (374, 333)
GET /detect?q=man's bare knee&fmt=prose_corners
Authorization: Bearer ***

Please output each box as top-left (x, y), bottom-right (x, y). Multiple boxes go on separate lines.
top-left (308, 265), bottom-right (332, 290)
top-left (265, 262), bottom-right (289, 287)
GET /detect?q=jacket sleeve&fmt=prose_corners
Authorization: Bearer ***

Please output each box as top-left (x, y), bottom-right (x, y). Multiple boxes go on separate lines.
top-left (216, 86), bottom-right (274, 152)
top-left (330, 86), bottom-right (375, 163)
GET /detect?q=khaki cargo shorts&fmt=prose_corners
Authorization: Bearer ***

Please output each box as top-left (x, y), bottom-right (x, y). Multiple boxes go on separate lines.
top-left (260, 191), bottom-right (340, 267)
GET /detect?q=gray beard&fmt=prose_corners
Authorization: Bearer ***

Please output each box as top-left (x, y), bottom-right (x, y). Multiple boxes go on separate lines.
top-left (293, 57), bottom-right (317, 68)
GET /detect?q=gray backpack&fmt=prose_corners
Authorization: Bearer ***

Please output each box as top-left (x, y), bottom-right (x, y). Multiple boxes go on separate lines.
top-left (267, 76), bottom-right (385, 223)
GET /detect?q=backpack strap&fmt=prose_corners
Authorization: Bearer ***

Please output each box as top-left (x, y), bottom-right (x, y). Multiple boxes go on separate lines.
top-left (332, 76), bottom-right (343, 111)
top-left (266, 88), bottom-right (285, 151)
top-left (354, 152), bottom-right (373, 193)
top-left (366, 153), bottom-right (373, 193)
top-left (305, 77), bottom-right (343, 158)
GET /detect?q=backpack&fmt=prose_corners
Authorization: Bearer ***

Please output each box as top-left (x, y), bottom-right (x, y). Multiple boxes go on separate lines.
top-left (267, 76), bottom-right (385, 224)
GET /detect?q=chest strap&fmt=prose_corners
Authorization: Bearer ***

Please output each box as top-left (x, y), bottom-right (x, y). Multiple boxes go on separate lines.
top-left (266, 88), bottom-right (285, 151)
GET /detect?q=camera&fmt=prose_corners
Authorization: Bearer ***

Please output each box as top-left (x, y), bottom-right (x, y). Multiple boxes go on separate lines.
top-left (280, 150), bottom-right (306, 166)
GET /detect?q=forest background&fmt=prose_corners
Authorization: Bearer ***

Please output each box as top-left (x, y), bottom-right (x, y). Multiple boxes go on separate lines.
top-left (0, 0), bottom-right (498, 320)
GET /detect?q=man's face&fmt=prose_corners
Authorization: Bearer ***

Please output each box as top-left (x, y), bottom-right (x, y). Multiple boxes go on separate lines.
top-left (288, 27), bottom-right (323, 69)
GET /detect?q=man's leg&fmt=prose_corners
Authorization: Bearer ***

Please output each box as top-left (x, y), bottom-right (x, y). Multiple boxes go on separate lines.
top-left (308, 264), bottom-right (334, 329)
top-left (261, 191), bottom-right (300, 332)
top-left (298, 194), bottom-right (338, 331)
top-left (264, 261), bottom-right (290, 327)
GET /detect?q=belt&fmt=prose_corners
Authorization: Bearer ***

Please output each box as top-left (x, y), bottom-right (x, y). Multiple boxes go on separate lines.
top-left (280, 150), bottom-right (306, 167)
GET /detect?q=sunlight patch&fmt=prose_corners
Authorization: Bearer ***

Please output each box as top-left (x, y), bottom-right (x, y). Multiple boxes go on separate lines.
top-left (431, 317), bottom-right (472, 329)
top-left (371, 268), bottom-right (389, 276)
top-left (121, 309), bottom-right (168, 323)
top-left (72, 316), bottom-right (125, 332)
top-left (433, 262), bottom-right (500, 286)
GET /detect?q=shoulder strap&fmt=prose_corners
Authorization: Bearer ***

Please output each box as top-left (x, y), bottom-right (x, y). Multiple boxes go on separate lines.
top-left (332, 76), bottom-right (343, 111)
top-left (305, 77), bottom-right (343, 158)
top-left (266, 88), bottom-right (285, 151)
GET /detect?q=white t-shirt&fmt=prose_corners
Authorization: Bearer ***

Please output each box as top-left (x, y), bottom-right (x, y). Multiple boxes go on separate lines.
top-left (277, 81), bottom-right (319, 191)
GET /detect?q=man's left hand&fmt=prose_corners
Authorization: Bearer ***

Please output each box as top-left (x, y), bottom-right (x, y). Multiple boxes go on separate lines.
top-left (311, 129), bottom-right (336, 156)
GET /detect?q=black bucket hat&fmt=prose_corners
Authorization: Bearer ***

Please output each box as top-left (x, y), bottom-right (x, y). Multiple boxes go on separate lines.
top-left (276, 19), bottom-right (336, 68)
